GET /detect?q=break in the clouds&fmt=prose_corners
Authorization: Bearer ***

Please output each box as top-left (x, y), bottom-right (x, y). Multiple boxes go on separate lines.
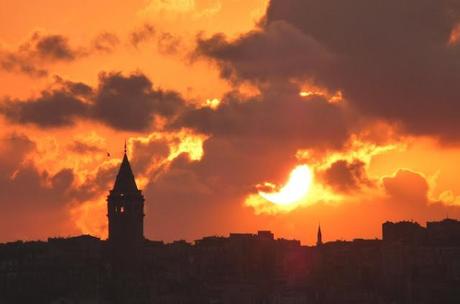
top-left (0, 72), bottom-right (186, 131)
top-left (196, 0), bottom-right (460, 141)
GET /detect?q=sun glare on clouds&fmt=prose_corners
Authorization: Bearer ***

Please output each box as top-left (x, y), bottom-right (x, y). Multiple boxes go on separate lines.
top-left (245, 164), bottom-right (318, 214)
top-left (259, 165), bottom-right (313, 206)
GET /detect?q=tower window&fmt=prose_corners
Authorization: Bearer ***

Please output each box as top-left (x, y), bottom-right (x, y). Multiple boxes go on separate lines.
top-left (120, 206), bottom-right (125, 213)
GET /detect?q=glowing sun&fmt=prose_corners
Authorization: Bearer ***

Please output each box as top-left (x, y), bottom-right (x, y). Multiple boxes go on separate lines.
top-left (259, 165), bottom-right (314, 206)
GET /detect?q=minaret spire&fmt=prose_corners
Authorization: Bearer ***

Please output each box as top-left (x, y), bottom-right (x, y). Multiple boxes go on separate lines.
top-left (317, 224), bottom-right (323, 246)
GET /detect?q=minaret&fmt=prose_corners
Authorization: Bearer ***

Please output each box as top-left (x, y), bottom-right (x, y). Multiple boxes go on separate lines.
top-left (107, 144), bottom-right (145, 246)
top-left (316, 224), bottom-right (323, 246)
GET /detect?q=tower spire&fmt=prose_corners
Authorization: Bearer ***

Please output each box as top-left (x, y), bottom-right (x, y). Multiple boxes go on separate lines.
top-left (317, 224), bottom-right (323, 246)
top-left (124, 139), bottom-right (127, 154)
top-left (112, 149), bottom-right (138, 193)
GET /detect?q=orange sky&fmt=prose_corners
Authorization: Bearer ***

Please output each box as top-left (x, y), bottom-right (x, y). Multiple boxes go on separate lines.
top-left (1, 0), bottom-right (460, 245)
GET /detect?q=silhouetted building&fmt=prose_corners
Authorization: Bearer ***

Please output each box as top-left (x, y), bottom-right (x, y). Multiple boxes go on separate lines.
top-left (382, 220), bottom-right (425, 244)
top-left (2, 219), bottom-right (460, 303)
top-left (107, 143), bottom-right (145, 247)
top-left (426, 218), bottom-right (460, 245)
top-left (105, 145), bottom-right (148, 303)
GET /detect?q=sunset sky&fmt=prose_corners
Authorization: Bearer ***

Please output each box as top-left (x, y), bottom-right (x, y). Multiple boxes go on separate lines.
top-left (1, 0), bottom-right (460, 245)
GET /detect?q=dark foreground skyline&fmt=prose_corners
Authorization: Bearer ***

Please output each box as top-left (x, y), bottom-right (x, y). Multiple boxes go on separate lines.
top-left (2, 218), bottom-right (460, 304)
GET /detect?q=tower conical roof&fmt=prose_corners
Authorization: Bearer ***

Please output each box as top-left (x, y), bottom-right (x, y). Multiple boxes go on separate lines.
top-left (317, 224), bottom-right (323, 246)
top-left (112, 152), bottom-right (139, 193)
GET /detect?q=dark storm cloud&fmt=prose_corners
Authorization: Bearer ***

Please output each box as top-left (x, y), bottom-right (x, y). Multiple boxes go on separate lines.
top-left (321, 159), bottom-right (373, 193)
top-left (57, 79), bottom-right (93, 97)
top-left (0, 72), bottom-right (187, 131)
top-left (0, 32), bottom-right (81, 78)
top-left (196, 0), bottom-right (460, 140)
top-left (92, 72), bottom-right (186, 131)
top-left (32, 33), bottom-right (77, 61)
top-left (0, 31), bottom-right (120, 78)
top-left (195, 21), bottom-right (332, 83)
top-left (172, 85), bottom-right (349, 148)
top-left (0, 91), bottom-right (90, 127)
top-left (0, 78), bottom-right (92, 127)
